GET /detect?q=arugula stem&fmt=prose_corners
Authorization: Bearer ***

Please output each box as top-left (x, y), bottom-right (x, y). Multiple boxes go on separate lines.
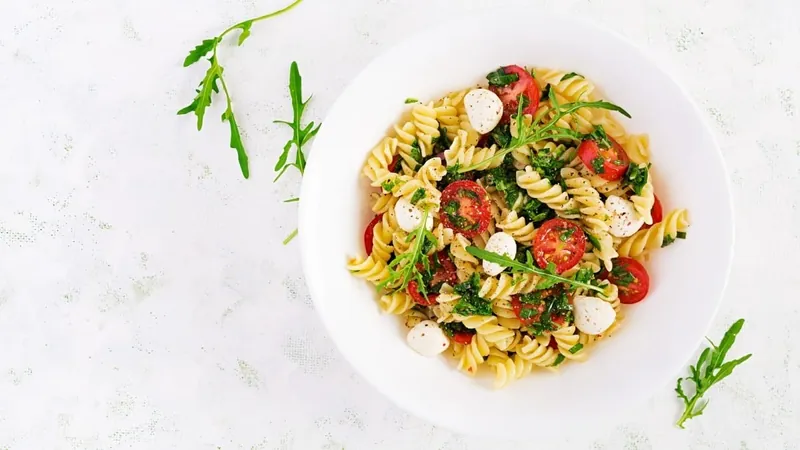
top-left (220, 0), bottom-right (304, 39)
top-left (676, 396), bottom-right (699, 428)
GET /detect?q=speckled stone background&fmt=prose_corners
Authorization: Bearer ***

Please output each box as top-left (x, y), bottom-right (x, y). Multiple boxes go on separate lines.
top-left (1, 0), bottom-right (798, 448)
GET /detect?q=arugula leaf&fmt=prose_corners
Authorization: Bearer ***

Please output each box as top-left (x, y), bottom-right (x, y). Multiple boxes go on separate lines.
top-left (535, 262), bottom-right (561, 290)
top-left (377, 210), bottom-right (433, 292)
top-left (551, 354), bottom-right (566, 367)
top-left (560, 72), bottom-right (584, 82)
top-left (539, 84), bottom-right (551, 102)
top-left (487, 67), bottom-right (519, 87)
top-left (586, 232), bottom-right (602, 251)
top-left (584, 125), bottom-right (613, 150)
top-left (178, 0), bottom-right (305, 178)
top-left (569, 343), bottom-right (584, 354)
top-left (465, 246), bottom-right (604, 294)
top-left (452, 273), bottom-right (493, 316)
top-left (274, 61), bottom-right (321, 181)
top-left (405, 98), bottom-right (419, 104)
top-left (675, 319), bottom-right (751, 428)
top-left (624, 163), bottom-right (650, 195)
top-left (662, 235), bottom-right (676, 247)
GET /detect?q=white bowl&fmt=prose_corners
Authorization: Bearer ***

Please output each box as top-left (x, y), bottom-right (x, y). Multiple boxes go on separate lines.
top-left (299, 11), bottom-right (733, 438)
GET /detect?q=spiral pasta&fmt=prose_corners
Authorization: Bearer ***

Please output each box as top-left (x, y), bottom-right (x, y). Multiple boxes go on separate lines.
top-left (348, 64), bottom-right (691, 388)
top-left (516, 166), bottom-right (579, 218)
top-left (618, 209), bottom-right (690, 258)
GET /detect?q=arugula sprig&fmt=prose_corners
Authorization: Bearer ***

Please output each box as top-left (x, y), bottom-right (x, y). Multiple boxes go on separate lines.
top-left (675, 319), bottom-right (752, 428)
top-left (377, 210), bottom-right (436, 293)
top-left (274, 61), bottom-right (321, 181)
top-left (465, 246), bottom-right (605, 294)
top-left (178, 0), bottom-right (304, 178)
top-left (458, 89), bottom-right (631, 173)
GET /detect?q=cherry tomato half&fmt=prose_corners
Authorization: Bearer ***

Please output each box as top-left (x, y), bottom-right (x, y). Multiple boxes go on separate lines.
top-left (532, 218), bottom-right (587, 274)
top-left (407, 280), bottom-right (438, 306)
top-left (600, 257), bottom-right (650, 304)
top-left (363, 214), bottom-right (383, 256)
top-left (489, 65), bottom-right (541, 121)
top-left (452, 332), bottom-right (474, 345)
top-left (641, 194), bottom-right (663, 230)
top-left (578, 136), bottom-right (630, 181)
top-left (440, 180), bottom-right (491, 238)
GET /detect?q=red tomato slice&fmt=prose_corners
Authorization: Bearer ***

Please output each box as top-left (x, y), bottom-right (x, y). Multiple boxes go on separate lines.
top-left (533, 218), bottom-right (587, 274)
top-left (363, 214), bottom-right (383, 255)
top-left (428, 251), bottom-right (458, 287)
top-left (577, 136), bottom-right (630, 181)
top-left (440, 180), bottom-right (491, 238)
top-left (489, 65), bottom-right (540, 121)
top-left (511, 296), bottom-right (544, 327)
top-left (407, 280), bottom-right (438, 306)
top-left (600, 257), bottom-right (650, 304)
top-left (642, 195), bottom-right (663, 230)
top-left (452, 332), bottom-right (474, 345)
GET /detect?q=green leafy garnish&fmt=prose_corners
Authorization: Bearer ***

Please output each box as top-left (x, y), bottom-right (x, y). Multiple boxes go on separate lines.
top-left (465, 246), bottom-right (604, 294)
top-left (409, 140), bottom-right (422, 164)
top-left (438, 164), bottom-right (469, 189)
top-left (539, 84), bottom-right (551, 102)
top-left (675, 319), bottom-right (752, 428)
top-left (381, 178), bottom-right (398, 192)
top-left (282, 228), bottom-right (298, 245)
top-left (273, 61), bottom-right (321, 181)
top-left (586, 232), bottom-right (602, 251)
top-left (520, 198), bottom-right (554, 224)
top-left (559, 228), bottom-right (575, 242)
top-left (569, 343), bottom-right (584, 354)
top-left (486, 67), bottom-right (519, 87)
top-left (535, 262), bottom-right (561, 290)
top-left (405, 98), bottom-right (419, 104)
top-left (452, 273), bottom-right (493, 316)
top-left (410, 188), bottom-right (427, 205)
top-left (521, 288), bottom-right (573, 336)
top-left (662, 235), bottom-right (676, 247)
top-left (178, 0), bottom-right (304, 178)
top-left (624, 163), bottom-right (650, 195)
top-left (529, 146), bottom-right (568, 181)
top-left (677, 231), bottom-right (688, 239)
top-left (591, 156), bottom-right (605, 174)
top-left (610, 264), bottom-right (635, 287)
top-left (434, 126), bottom-right (452, 151)
top-left (444, 200), bottom-right (478, 231)
top-left (574, 268), bottom-right (595, 285)
top-left (584, 125), bottom-right (613, 150)
top-left (458, 90), bottom-right (630, 173)
top-left (551, 354), bottom-right (566, 367)
top-left (560, 72), bottom-right (584, 82)
top-left (489, 123), bottom-right (512, 148)
top-left (377, 210), bottom-right (434, 292)
top-left (484, 159), bottom-right (522, 208)
top-left (284, 197), bottom-right (300, 203)
top-left (440, 322), bottom-right (472, 338)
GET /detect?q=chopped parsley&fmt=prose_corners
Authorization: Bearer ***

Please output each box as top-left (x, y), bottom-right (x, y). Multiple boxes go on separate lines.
top-left (488, 122), bottom-right (512, 148)
top-left (559, 228), bottom-right (575, 242)
top-left (521, 289), bottom-right (573, 336)
top-left (520, 197), bottom-right (554, 225)
top-left (610, 264), bottom-right (636, 287)
top-left (624, 163), bottom-right (650, 195)
top-left (677, 231), bottom-right (687, 239)
top-left (486, 67), bottom-right (519, 87)
top-left (484, 158), bottom-right (522, 208)
top-left (569, 343), bottom-right (583, 354)
top-left (560, 72), bottom-right (584, 82)
top-left (452, 273), bottom-right (493, 316)
top-left (381, 178), bottom-right (398, 192)
top-left (591, 156), bottom-right (605, 174)
top-left (444, 200), bottom-right (478, 231)
top-left (662, 234), bottom-right (676, 247)
top-left (434, 126), bottom-right (452, 151)
top-left (410, 188), bottom-right (426, 205)
top-left (529, 146), bottom-right (568, 181)
top-left (405, 98), bottom-right (419, 104)
top-left (409, 139), bottom-right (422, 163)
top-left (551, 353), bottom-right (566, 367)
top-left (572, 268), bottom-right (596, 288)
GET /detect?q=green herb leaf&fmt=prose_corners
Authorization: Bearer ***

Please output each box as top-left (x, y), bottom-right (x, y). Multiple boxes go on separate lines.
top-left (465, 246), bottom-right (604, 294)
top-left (284, 197), bottom-right (300, 203)
top-left (410, 188), bottom-right (427, 205)
top-left (586, 232), bottom-right (602, 251)
top-left (440, 322), bottom-right (471, 338)
top-left (487, 67), bottom-right (519, 87)
top-left (452, 273), bottom-right (493, 316)
top-left (662, 235), bottom-right (676, 247)
top-left (551, 354), bottom-right (566, 367)
top-left (591, 156), bottom-right (605, 174)
top-left (610, 264), bottom-right (635, 287)
top-left (675, 319), bottom-right (752, 428)
top-left (434, 126), bottom-right (452, 151)
top-left (560, 72), bottom-right (584, 82)
top-left (535, 262), bottom-right (561, 290)
top-left (490, 123), bottom-right (512, 148)
top-left (183, 38), bottom-right (219, 67)
top-left (382, 178), bottom-right (398, 192)
top-left (283, 228), bottom-right (298, 245)
top-left (409, 140), bottom-right (422, 164)
top-left (236, 21), bottom-right (253, 45)
top-left (377, 210), bottom-right (434, 292)
top-left (624, 163), bottom-right (650, 195)
top-left (274, 61), bottom-right (321, 181)
top-left (569, 343), bottom-right (584, 354)
top-left (677, 231), bottom-right (687, 239)
top-left (539, 84), bottom-right (551, 102)
top-left (405, 98), bottom-right (419, 104)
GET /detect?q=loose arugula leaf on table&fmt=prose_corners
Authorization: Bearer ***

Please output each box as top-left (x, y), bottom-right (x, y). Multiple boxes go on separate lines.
top-left (274, 61), bottom-right (322, 181)
top-left (465, 246), bottom-right (604, 294)
top-left (675, 319), bottom-right (752, 428)
top-left (178, 0), bottom-right (304, 178)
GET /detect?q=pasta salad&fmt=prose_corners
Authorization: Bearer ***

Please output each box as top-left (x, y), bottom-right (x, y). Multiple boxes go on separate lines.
top-left (348, 65), bottom-right (690, 388)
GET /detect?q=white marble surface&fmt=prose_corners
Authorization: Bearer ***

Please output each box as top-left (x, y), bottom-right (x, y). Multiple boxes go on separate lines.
top-left (1, 0), bottom-right (798, 448)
